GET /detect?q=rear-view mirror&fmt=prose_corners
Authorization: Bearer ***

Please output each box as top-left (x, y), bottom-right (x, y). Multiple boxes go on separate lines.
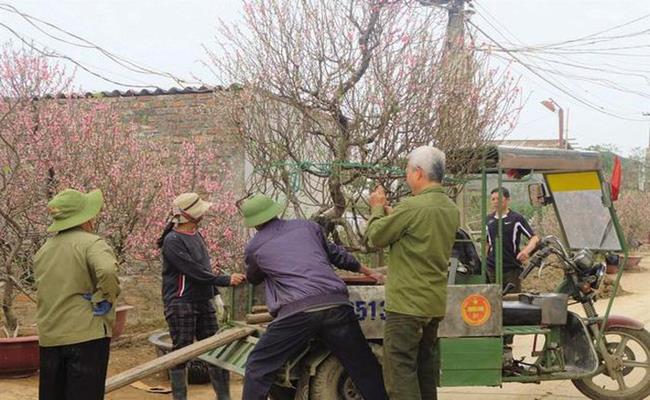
top-left (528, 183), bottom-right (549, 207)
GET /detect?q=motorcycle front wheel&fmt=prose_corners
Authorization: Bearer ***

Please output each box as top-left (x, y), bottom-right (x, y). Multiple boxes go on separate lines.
top-left (572, 327), bottom-right (650, 400)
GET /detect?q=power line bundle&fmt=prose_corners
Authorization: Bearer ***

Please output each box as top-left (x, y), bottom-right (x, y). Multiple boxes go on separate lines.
top-left (471, 0), bottom-right (650, 122)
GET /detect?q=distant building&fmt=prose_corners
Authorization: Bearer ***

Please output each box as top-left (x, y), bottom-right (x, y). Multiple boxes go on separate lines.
top-left (489, 139), bottom-right (573, 150)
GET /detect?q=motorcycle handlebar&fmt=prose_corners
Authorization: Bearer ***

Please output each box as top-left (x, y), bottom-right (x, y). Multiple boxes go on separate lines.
top-left (516, 236), bottom-right (582, 282)
top-left (519, 247), bottom-right (547, 281)
top-left (527, 241), bottom-right (543, 258)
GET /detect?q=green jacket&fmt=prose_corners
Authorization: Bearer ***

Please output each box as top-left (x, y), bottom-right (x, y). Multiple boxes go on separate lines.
top-left (366, 187), bottom-right (460, 318)
top-left (34, 228), bottom-right (121, 347)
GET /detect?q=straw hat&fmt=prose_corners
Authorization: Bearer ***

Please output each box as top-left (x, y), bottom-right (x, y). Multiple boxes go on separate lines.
top-left (173, 193), bottom-right (213, 223)
top-left (47, 189), bottom-right (104, 233)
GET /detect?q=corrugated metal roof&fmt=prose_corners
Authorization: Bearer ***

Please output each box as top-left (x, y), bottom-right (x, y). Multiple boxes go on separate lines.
top-left (37, 85), bottom-right (243, 100)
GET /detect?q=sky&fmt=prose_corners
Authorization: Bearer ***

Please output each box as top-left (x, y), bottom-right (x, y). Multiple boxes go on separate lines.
top-left (1, 0), bottom-right (649, 156)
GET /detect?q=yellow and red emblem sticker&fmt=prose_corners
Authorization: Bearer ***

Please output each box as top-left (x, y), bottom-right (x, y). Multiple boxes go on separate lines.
top-left (461, 294), bottom-right (492, 326)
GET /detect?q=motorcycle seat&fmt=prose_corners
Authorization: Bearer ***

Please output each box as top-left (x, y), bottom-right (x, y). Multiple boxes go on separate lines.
top-left (503, 301), bottom-right (543, 326)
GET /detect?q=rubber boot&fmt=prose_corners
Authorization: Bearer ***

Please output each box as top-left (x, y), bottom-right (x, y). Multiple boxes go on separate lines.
top-left (169, 368), bottom-right (188, 400)
top-left (208, 366), bottom-right (231, 400)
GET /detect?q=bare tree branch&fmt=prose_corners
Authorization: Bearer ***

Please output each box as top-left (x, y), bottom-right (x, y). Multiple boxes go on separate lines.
top-left (211, 0), bottom-right (521, 252)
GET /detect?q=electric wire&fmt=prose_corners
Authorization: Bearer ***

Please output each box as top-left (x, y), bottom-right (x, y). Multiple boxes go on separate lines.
top-left (470, 1), bottom-right (648, 121)
top-left (0, 3), bottom-right (199, 88)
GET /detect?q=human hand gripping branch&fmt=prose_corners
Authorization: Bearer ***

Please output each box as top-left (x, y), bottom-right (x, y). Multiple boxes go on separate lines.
top-left (369, 185), bottom-right (387, 208)
top-left (359, 265), bottom-right (385, 285)
top-left (370, 185), bottom-right (393, 215)
top-left (230, 273), bottom-right (247, 286)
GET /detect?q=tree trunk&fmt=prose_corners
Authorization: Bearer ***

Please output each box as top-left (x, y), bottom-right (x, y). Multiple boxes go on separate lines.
top-left (1, 241), bottom-right (22, 335)
top-left (2, 263), bottom-right (18, 334)
top-left (377, 251), bottom-right (385, 268)
top-left (328, 173), bottom-right (346, 219)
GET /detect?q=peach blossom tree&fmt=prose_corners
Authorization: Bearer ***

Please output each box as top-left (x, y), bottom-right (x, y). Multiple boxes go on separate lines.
top-left (0, 45), bottom-right (242, 334)
top-left (211, 0), bottom-right (521, 251)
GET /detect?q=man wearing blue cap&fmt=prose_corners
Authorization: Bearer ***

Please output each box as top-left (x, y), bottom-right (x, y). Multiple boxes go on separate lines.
top-left (239, 194), bottom-right (388, 400)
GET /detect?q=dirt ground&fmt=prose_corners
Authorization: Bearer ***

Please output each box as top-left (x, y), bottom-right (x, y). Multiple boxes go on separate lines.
top-left (2, 255), bottom-right (650, 399)
top-left (0, 344), bottom-right (244, 400)
top-left (1, 274), bottom-right (243, 400)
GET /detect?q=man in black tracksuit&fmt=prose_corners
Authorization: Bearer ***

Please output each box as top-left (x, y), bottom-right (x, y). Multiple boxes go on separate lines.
top-left (159, 192), bottom-right (246, 400)
top-left (486, 188), bottom-right (540, 292)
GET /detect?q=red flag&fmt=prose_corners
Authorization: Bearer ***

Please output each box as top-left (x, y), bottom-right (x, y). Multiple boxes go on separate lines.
top-left (611, 156), bottom-right (622, 201)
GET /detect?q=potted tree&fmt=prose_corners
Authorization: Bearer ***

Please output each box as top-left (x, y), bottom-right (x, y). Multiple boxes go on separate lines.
top-left (0, 303), bottom-right (134, 378)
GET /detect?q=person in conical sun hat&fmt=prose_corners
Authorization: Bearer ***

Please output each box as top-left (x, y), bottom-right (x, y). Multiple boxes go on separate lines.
top-left (34, 188), bottom-right (121, 400)
top-left (239, 194), bottom-right (388, 400)
top-left (157, 192), bottom-right (246, 400)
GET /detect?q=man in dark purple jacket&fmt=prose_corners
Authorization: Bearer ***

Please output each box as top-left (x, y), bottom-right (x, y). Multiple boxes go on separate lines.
top-left (240, 194), bottom-right (388, 400)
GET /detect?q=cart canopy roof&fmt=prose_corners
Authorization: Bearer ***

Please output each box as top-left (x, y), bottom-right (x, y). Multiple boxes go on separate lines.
top-left (471, 145), bottom-right (602, 173)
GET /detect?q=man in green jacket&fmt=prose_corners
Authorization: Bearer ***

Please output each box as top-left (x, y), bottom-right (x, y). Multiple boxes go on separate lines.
top-left (34, 188), bottom-right (121, 400)
top-left (366, 145), bottom-right (460, 400)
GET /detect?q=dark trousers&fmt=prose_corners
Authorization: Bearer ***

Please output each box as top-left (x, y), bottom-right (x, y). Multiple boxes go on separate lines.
top-left (383, 312), bottom-right (442, 400)
top-left (165, 301), bottom-right (219, 370)
top-left (487, 268), bottom-right (522, 292)
top-left (242, 305), bottom-right (388, 400)
top-left (39, 338), bottom-right (110, 400)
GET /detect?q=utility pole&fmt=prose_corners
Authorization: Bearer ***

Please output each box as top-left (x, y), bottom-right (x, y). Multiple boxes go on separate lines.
top-left (558, 107), bottom-right (565, 148)
top-left (438, 0), bottom-right (470, 226)
top-left (417, 0), bottom-right (466, 49)
top-left (438, 0), bottom-right (470, 128)
top-left (565, 108), bottom-right (570, 149)
top-left (445, 0), bottom-right (466, 54)
top-left (541, 98), bottom-right (567, 149)
top-left (418, 0), bottom-right (472, 223)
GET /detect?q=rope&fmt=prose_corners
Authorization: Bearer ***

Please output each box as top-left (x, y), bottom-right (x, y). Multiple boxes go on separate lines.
top-left (252, 160), bottom-right (405, 192)
top-left (252, 160), bottom-right (469, 192)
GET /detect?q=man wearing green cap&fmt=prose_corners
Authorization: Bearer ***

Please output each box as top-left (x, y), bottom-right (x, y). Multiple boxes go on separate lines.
top-left (239, 194), bottom-right (388, 400)
top-left (33, 188), bottom-right (121, 400)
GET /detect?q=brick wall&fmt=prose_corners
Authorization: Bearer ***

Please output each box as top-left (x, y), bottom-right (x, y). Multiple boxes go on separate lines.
top-left (86, 89), bottom-right (250, 318)
top-left (85, 89), bottom-right (245, 192)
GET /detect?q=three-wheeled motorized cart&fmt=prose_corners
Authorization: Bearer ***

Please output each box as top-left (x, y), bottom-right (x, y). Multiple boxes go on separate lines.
top-left (166, 146), bottom-right (650, 400)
